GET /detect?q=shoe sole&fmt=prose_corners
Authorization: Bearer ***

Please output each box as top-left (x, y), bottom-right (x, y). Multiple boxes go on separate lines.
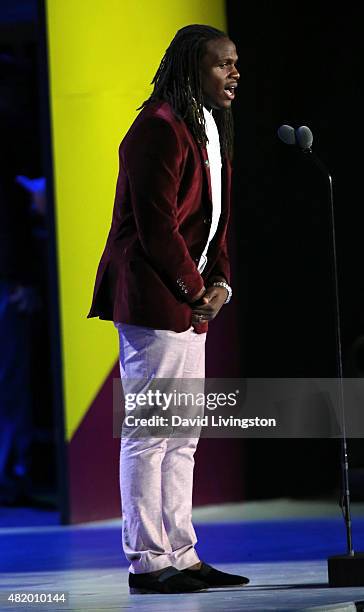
top-left (129, 587), bottom-right (208, 594)
top-left (205, 582), bottom-right (249, 588)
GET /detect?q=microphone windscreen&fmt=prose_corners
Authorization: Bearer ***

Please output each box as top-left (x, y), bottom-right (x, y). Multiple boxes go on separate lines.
top-left (296, 125), bottom-right (313, 149)
top-left (277, 124), bottom-right (296, 145)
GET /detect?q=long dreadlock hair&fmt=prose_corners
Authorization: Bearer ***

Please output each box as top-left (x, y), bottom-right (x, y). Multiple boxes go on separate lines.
top-left (139, 24), bottom-right (234, 160)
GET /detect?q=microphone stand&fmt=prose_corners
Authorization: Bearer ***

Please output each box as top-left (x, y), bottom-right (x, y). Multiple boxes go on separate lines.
top-left (302, 147), bottom-right (364, 587)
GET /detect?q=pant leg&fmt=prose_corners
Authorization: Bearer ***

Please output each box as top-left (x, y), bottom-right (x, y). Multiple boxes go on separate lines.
top-left (161, 329), bottom-right (206, 570)
top-left (120, 434), bottom-right (172, 573)
top-left (115, 322), bottom-right (206, 574)
top-left (116, 323), bottom-right (171, 573)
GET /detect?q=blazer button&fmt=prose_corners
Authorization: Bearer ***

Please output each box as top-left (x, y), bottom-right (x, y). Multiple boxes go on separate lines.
top-left (203, 217), bottom-right (211, 225)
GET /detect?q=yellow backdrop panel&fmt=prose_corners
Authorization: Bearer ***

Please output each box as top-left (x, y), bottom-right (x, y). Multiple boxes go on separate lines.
top-left (46, 0), bottom-right (227, 440)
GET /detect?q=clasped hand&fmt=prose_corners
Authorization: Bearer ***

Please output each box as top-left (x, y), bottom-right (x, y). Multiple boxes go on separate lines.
top-left (191, 285), bottom-right (228, 324)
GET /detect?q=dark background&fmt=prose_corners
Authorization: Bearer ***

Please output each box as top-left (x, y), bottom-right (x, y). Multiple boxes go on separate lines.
top-left (0, 0), bottom-right (56, 507)
top-left (226, 2), bottom-right (364, 498)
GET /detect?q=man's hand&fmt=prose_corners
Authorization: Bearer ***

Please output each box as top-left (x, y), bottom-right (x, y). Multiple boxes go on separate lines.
top-left (189, 285), bottom-right (206, 304)
top-left (191, 285), bottom-right (228, 324)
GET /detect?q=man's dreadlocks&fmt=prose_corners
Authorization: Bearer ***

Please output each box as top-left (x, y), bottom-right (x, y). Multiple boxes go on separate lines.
top-left (139, 24), bottom-right (234, 160)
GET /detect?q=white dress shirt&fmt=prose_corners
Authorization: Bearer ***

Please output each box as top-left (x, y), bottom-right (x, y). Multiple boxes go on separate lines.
top-left (197, 107), bottom-right (222, 273)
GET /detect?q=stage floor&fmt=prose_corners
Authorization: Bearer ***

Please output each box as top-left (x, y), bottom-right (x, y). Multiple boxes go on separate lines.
top-left (1, 501), bottom-right (364, 611)
top-left (1, 560), bottom-right (363, 611)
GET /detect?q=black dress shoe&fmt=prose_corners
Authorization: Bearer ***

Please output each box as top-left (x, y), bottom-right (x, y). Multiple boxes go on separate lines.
top-left (182, 561), bottom-right (249, 587)
top-left (129, 566), bottom-right (208, 594)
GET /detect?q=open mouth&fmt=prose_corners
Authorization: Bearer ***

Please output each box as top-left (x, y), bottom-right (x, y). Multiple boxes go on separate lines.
top-left (224, 84), bottom-right (237, 100)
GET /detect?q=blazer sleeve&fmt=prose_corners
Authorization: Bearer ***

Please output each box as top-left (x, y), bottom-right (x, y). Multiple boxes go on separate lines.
top-left (208, 239), bottom-right (231, 285)
top-left (122, 116), bottom-right (204, 302)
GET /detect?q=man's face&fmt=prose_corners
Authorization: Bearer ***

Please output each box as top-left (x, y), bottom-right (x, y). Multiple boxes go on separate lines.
top-left (200, 37), bottom-right (239, 110)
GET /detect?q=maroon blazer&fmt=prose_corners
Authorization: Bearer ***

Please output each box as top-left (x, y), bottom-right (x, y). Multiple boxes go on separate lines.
top-left (88, 101), bottom-right (231, 333)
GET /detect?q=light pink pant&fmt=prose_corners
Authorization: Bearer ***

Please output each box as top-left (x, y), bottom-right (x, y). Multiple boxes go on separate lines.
top-left (115, 322), bottom-right (207, 574)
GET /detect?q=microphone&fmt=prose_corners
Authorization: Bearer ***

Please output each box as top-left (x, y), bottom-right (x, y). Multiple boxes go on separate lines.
top-left (295, 125), bottom-right (313, 150)
top-left (277, 124), bottom-right (314, 150)
top-left (277, 119), bottom-right (364, 586)
top-left (277, 124), bottom-right (296, 145)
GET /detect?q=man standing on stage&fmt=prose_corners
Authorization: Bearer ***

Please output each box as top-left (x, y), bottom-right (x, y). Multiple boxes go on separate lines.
top-left (89, 24), bottom-right (249, 594)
